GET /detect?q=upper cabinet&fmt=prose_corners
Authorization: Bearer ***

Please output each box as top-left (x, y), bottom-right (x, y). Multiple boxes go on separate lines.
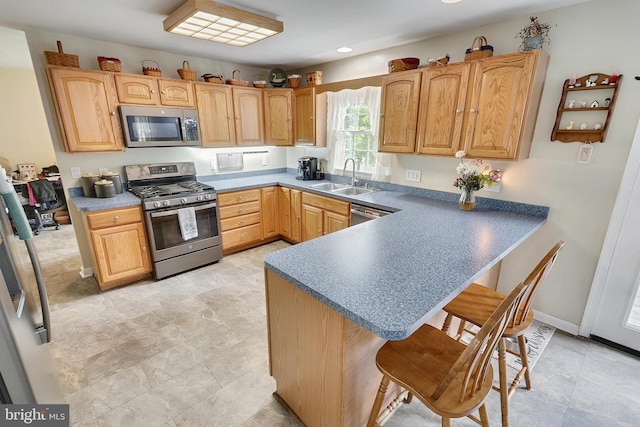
top-left (233, 86), bottom-right (264, 146)
top-left (114, 74), bottom-right (195, 108)
top-left (293, 87), bottom-right (316, 145)
top-left (195, 83), bottom-right (236, 147)
top-left (47, 66), bottom-right (124, 153)
top-left (381, 50), bottom-right (548, 160)
top-left (264, 89), bottom-right (293, 146)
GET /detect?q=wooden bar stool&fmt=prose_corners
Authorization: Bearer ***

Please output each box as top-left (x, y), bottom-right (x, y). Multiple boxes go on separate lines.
top-left (367, 280), bottom-right (531, 427)
top-left (441, 240), bottom-right (565, 427)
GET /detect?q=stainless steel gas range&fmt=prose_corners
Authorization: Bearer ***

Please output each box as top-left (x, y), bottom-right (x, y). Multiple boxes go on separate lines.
top-left (125, 162), bottom-right (223, 279)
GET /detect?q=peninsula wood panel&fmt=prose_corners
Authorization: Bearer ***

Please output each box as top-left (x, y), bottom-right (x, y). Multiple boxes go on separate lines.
top-left (265, 270), bottom-right (402, 427)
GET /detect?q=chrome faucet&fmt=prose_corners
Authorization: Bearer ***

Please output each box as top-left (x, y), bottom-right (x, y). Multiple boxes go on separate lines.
top-left (343, 158), bottom-right (358, 187)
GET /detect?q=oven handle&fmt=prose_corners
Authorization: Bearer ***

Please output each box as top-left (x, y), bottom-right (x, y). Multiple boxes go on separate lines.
top-left (149, 202), bottom-right (217, 218)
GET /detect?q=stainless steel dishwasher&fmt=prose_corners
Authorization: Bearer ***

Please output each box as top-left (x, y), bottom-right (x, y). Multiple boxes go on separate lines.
top-left (350, 204), bottom-right (392, 226)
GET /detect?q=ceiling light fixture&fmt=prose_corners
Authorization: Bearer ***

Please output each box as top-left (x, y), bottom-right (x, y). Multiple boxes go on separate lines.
top-left (163, 0), bottom-right (283, 47)
top-left (441, 0), bottom-right (462, 3)
top-left (337, 47), bottom-right (352, 53)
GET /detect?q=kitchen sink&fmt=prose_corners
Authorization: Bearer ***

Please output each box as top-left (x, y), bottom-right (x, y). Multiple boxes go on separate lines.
top-left (331, 186), bottom-right (376, 196)
top-left (307, 182), bottom-right (349, 191)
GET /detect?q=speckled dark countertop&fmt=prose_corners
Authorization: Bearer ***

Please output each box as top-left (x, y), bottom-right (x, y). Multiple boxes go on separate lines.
top-left (70, 170), bottom-right (548, 340)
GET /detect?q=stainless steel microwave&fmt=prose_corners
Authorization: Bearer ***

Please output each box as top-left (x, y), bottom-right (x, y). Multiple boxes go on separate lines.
top-left (119, 106), bottom-right (200, 147)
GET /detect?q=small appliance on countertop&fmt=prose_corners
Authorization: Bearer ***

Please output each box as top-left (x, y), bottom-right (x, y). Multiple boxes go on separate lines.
top-left (296, 156), bottom-right (321, 181)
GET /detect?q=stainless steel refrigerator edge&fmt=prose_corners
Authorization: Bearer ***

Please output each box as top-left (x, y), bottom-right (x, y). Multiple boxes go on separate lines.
top-left (0, 193), bottom-right (64, 404)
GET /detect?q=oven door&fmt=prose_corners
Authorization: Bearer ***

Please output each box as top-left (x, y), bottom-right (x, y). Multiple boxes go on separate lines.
top-left (145, 202), bottom-right (221, 262)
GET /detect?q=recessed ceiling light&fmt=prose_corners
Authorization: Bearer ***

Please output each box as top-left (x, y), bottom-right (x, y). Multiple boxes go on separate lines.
top-left (337, 47), bottom-right (352, 53)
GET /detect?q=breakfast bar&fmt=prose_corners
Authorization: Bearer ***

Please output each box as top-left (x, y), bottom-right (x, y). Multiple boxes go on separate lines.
top-left (263, 192), bottom-right (548, 426)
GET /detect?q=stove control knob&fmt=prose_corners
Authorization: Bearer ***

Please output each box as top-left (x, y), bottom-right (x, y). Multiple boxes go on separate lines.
top-left (181, 198), bottom-right (187, 204)
top-left (163, 200), bottom-right (171, 207)
top-left (153, 201), bottom-right (161, 208)
top-left (197, 195), bottom-right (204, 201)
top-left (205, 194), bottom-right (212, 200)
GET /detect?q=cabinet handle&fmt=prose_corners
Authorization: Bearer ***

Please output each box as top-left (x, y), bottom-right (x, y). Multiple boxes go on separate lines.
top-left (238, 196), bottom-right (244, 201)
top-left (111, 111), bottom-right (116, 116)
top-left (114, 216), bottom-right (119, 220)
top-left (309, 116), bottom-right (314, 120)
top-left (161, 90), bottom-right (166, 94)
top-left (239, 208), bottom-right (244, 213)
top-left (455, 109), bottom-right (462, 114)
top-left (151, 89), bottom-right (156, 94)
top-left (470, 109), bottom-right (477, 113)
top-left (236, 115), bottom-right (240, 120)
top-left (241, 234), bottom-right (245, 238)
top-left (142, 246), bottom-right (146, 251)
top-left (239, 220), bottom-right (244, 224)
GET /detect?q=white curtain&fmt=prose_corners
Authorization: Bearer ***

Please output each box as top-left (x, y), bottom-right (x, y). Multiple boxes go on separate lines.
top-left (326, 86), bottom-right (391, 181)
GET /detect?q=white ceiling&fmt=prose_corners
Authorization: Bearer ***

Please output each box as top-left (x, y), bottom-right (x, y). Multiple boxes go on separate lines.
top-left (0, 0), bottom-right (589, 69)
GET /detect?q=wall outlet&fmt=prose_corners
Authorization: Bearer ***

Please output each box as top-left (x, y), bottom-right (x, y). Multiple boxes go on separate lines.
top-left (99, 167), bottom-right (108, 175)
top-left (482, 182), bottom-right (502, 193)
top-left (70, 167), bottom-right (81, 178)
top-left (210, 159), bottom-right (217, 171)
top-left (405, 169), bottom-right (421, 182)
top-left (261, 157), bottom-right (268, 166)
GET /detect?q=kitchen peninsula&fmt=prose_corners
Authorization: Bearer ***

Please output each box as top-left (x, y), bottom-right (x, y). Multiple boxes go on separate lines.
top-left (262, 179), bottom-right (548, 427)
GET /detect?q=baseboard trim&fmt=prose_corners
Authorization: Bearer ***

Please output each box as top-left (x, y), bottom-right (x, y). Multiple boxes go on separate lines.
top-left (79, 266), bottom-right (93, 279)
top-left (533, 310), bottom-right (580, 335)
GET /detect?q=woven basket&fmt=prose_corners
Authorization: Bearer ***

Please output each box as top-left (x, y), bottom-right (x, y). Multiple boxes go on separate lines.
top-left (44, 41), bottom-right (79, 67)
top-left (201, 73), bottom-right (224, 84)
top-left (142, 60), bottom-right (161, 77)
top-left (388, 58), bottom-right (420, 73)
top-left (97, 56), bottom-right (121, 72)
top-left (464, 36), bottom-right (493, 61)
top-left (306, 71), bottom-right (323, 86)
top-left (426, 54), bottom-right (450, 68)
top-left (226, 70), bottom-right (249, 87)
top-left (177, 60), bottom-right (196, 81)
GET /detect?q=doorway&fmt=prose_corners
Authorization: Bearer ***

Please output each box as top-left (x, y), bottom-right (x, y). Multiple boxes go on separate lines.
top-left (582, 119), bottom-right (640, 354)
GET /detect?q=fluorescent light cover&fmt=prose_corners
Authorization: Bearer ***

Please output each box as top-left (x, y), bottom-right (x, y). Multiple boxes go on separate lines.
top-left (164, 0), bottom-right (283, 47)
top-left (337, 46), bottom-right (352, 53)
top-left (441, 0), bottom-right (462, 3)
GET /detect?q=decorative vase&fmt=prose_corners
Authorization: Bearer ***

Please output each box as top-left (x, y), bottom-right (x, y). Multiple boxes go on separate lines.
top-left (522, 34), bottom-right (542, 51)
top-left (459, 188), bottom-right (476, 211)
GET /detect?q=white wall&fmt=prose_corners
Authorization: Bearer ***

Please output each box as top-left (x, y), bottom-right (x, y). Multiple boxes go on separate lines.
top-left (295, 0), bottom-right (640, 331)
top-left (8, 0), bottom-right (640, 330)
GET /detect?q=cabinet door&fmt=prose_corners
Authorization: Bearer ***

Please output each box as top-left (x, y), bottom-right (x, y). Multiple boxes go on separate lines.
top-left (233, 87), bottom-right (264, 145)
top-left (261, 186), bottom-right (279, 239)
top-left (294, 87), bottom-right (315, 144)
top-left (90, 222), bottom-right (151, 290)
top-left (464, 52), bottom-right (538, 159)
top-left (302, 204), bottom-right (323, 242)
top-left (324, 211), bottom-right (349, 235)
top-left (48, 66), bottom-right (124, 152)
top-left (113, 74), bottom-right (160, 105)
top-left (264, 89), bottom-right (293, 146)
top-left (290, 189), bottom-right (302, 243)
top-left (417, 63), bottom-right (471, 156)
top-left (158, 79), bottom-right (195, 107)
top-left (379, 70), bottom-right (421, 153)
top-left (195, 83), bottom-right (236, 147)
top-left (278, 187), bottom-right (292, 238)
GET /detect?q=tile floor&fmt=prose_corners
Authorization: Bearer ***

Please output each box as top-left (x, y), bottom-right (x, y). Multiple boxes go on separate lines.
top-left (35, 225), bottom-right (640, 426)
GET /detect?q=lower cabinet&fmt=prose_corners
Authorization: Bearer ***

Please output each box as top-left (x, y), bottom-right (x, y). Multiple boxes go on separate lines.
top-left (218, 188), bottom-right (264, 253)
top-left (261, 187), bottom-right (279, 239)
top-left (84, 206), bottom-right (152, 291)
top-left (278, 187), bottom-right (302, 243)
top-left (301, 192), bottom-right (350, 242)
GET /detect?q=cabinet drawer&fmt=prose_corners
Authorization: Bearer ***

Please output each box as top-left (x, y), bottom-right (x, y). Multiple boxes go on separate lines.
top-left (218, 200), bottom-right (260, 220)
top-left (218, 189), bottom-right (261, 206)
top-left (301, 192), bottom-right (350, 216)
top-left (86, 207), bottom-right (143, 230)
top-left (220, 212), bottom-right (261, 231)
top-left (222, 223), bottom-right (262, 249)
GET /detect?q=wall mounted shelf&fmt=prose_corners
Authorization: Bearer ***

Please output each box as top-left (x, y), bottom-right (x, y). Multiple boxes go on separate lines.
top-left (551, 72), bottom-right (622, 143)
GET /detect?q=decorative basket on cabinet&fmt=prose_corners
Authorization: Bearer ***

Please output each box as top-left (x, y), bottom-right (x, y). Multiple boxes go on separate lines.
top-left (142, 60), bottom-right (161, 77)
top-left (177, 61), bottom-right (196, 80)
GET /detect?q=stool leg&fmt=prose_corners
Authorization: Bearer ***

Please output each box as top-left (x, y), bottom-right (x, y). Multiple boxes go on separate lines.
top-left (479, 403), bottom-right (490, 427)
top-left (497, 338), bottom-right (509, 427)
top-left (518, 334), bottom-right (532, 389)
top-left (367, 375), bottom-right (390, 427)
top-left (441, 313), bottom-right (453, 334)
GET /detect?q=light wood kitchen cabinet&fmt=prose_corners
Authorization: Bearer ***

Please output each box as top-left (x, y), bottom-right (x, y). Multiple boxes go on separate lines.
top-left (290, 189), bottom-right (302, 243)
top-left (195, 83), bottom-right (236, 147)
top-left (113, 74), bottom-right (195, 107)
top-left (301, 192), bottom-right (350, 242)
top-left (47, 66), bottom-right (124, 153)
top-left (261, 187), bottom-right (279, 239)
top-left (84, 206), bottom-right (152, 291)
top-left (264, 89), bottom-right (293, 146)
top-left (278, 187), bottom-right (303, 243)
top-left (382, 50), bottom-right (548, 160)
top-left (378, 70), bottom-right (422, 153)
top-left (232, 86), bottom-right (264, 146)
top-left (293, 87), bottom-right (316, 145)
top-left (218, 189), bottom-right (263, 252)
top-left (416, 62), bottom-right (472, 156)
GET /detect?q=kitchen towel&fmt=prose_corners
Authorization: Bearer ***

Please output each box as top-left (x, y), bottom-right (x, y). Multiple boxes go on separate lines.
top-left (178, 207), bottom-right (198, 240)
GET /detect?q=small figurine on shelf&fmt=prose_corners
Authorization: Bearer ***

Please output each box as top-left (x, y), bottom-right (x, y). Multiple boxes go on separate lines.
top-left (566, 121), bottom-right (574, 130)
top-left (567, 99), bottom-right (576, 108)
top-left (609, 72), bottom-right (619, 84)
top-left (590, 100), bottom-right (599, 108)
top-left (604, 97), bottom-right (611, 107)
top-left (580, 101), bottom-right (587, 108)
top-left (580, 122), bottom-right (588, 130)
top-left (594, 123), bottom-right (602, 130)
top-left (568, 75), bottom-right (577, 88)
top-left (601, 77), bottom-right (609, 85)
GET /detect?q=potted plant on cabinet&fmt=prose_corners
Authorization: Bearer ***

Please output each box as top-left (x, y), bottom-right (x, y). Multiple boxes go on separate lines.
top-left (517, 16), bottom-right (552, 51)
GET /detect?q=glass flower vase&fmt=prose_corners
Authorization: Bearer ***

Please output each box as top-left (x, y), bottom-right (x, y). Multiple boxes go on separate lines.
top-left (459, 188), bottom-right (476, 211)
